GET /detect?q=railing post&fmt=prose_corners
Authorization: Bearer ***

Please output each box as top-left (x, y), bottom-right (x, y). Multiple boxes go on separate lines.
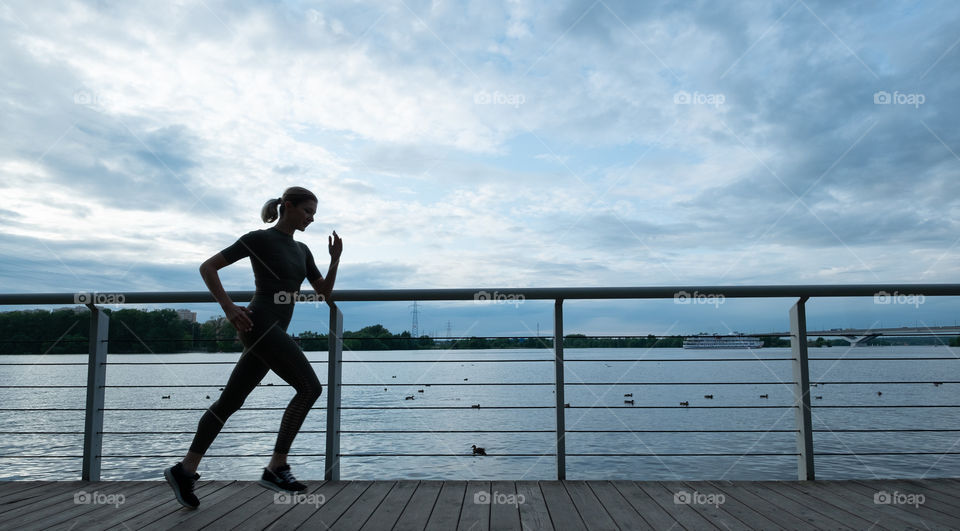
top-left (554, 298), bottom-right (566, 480)
top-left (325, 303), bottom-right (343, 481)
top-left (790, 297), bottom-right (815, 480)
top-left (82, 304), bottom-right (108, 481)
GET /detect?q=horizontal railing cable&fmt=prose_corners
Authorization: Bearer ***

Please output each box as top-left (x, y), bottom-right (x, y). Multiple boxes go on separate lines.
top-left (6, 451), bottom-right (960, 459)
top-left (4, 428), bottom-right (960, 435)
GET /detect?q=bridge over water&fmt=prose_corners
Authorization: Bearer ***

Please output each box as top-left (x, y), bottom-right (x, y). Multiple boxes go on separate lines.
top-left (767, 325), bottom-right (960, 346)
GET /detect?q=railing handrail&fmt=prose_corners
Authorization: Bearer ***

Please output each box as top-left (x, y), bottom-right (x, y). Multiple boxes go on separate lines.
top-left (2, 283), bottom-right (960, 305)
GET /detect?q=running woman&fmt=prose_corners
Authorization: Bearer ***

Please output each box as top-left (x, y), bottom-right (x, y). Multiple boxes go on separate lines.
top-left (165, 186), bottom-right (342, 509)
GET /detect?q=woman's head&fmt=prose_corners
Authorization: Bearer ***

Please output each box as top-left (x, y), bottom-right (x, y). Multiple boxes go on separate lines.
top-left (260, 186), bottom-right (318, 228)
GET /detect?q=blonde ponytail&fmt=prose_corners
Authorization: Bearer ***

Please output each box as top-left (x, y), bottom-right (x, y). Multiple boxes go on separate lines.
top-left (261, 197), bottom-right (283, 223)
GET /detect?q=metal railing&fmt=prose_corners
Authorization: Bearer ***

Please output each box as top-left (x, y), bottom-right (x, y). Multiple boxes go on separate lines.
top-left (1, 284), bottom-right (959, 481)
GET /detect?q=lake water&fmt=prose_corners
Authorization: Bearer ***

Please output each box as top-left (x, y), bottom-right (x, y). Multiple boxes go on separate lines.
top-left (1, 347), bottom-right (958, 482)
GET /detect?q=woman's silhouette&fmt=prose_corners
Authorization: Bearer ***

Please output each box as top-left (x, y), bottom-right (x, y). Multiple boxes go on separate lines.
top-left (164, 186), bottom-right (342, 509)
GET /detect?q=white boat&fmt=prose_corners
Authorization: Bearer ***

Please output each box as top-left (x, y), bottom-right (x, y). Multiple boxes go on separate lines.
top-left (683, 333), bottom-right (763, 349)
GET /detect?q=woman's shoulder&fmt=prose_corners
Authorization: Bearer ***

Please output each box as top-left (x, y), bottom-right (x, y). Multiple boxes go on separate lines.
top-left (231, 228), bottom-right (272, 246)
top-left (240, 227), bottom-right (268, 238)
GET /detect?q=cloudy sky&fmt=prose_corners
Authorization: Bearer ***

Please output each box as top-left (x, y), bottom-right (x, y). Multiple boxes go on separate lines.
top-left (1, 0), bottom-right (959, 338)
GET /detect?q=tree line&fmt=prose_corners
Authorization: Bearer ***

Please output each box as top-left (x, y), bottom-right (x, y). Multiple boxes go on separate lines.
top-left (0, 307), bottom-right (841, 355)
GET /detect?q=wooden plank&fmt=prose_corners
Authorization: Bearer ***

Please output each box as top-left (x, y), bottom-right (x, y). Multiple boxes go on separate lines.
top-left (0, 481), bottom-right (48, 494)
top-left (360, 481), bottom-right (419, 531)
top-left (322, 480), bottom-right (395, 531)
top-left (679, 480), bottom-right (781, 530)
top-left (633, 482), bottom-right (718, 531)
top-left (0, 480), bottom-right (97, 503)
top-left (909, 478), bottom-right (960, 498)
top-left (864, 478), bottom-right (960, 514)
top-left (774, 481), bottom-right (894, 530)
top-left (167, 481), bottom-right (268, 530)
top-left (22, 481), bottom-right (157, 530)
top-left (838, 479), bottom-right (960, 529)
top-left (262, 480), bottom-right (340, 531)
top-left (539, 480), bottom-right (587, 531)
top-left (0, 481), bottom-right (92, 514)
top-left (939, 478), bottom-right (960, 488)
top-left (458, 481), bottom-right (491, 531)
top-left (489, 480), bottom-right (521, 531)
top-left (563, 481), bottom-right (616, 531)
top-left (393, 481), bottom-right (443, 531)
top-left (0, 481), bottom-right (62, 502)
top-left (255, 482), bottom-right (341, 531)
top-left (785, 480), bottom-right (921, 530)
top-left (769, 480), bottom-right (893, 529)
top-left (10, 479), bottom-right (960, 531)
top-left (584, 481), bottom-right (651, 531)
top-left (425, 481), bottom-right (466, 531)
top-left (253, 480), bottom-right (370, 530)
top-left (220, 480), bottom-right (332, 529)
top-left (706, 480), bottom-right (817, 530)
top-left (99, 480), bottom-right (220, 530)
top-left (608, 480), bottom-right (677, 530)
top-left (660, 481), bottom-right (746, 530)
top-left (105, 480), bottom-right (232, 530)
top-left (151, 481), bottom-right (256, 529)
top-left (233, 481), bottom-right (348, 529)
top-left (46, 482), bottom-right (173, 531)
top-left (734, 481), bottom-right (853, 529)
top-left (891, 479), bottom-right (960, 510)
top-left (196, 483), bottom-right (284, 529)
top-left (516, 481), bottom-right (553, 531)
top-left (0, 480), bottom-right (116, 523)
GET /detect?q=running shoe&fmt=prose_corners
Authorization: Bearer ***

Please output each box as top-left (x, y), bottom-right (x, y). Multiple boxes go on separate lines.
top-left (164, 462), bottom-right (200, 509)
top-left (258, 464), bottom-right (307, 492)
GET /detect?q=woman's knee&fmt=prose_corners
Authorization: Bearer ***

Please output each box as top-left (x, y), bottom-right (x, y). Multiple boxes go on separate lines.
top-left (297, 378), bottom-right (322, 403)
top-left (209, 396), bottom-right (244, 418)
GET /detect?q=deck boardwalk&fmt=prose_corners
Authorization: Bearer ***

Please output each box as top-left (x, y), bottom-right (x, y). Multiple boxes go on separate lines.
top-left (1, 478), bottom-right (958, 530)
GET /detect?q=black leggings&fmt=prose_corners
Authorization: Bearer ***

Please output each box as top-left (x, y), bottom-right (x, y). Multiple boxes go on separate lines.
top-left (189, 306), bottom-right (322, 455)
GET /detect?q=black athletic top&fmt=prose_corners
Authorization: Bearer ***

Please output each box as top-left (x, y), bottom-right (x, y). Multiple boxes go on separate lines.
top-left (219, 227), bottom-right (322, 324)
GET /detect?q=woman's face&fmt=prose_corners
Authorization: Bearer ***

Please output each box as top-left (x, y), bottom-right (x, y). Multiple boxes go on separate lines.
top-left (286, 199), bottom-right (317, 231)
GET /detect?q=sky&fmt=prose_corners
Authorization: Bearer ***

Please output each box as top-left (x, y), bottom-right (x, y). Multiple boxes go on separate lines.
top-left (1, 0), bottom-right (959, 338)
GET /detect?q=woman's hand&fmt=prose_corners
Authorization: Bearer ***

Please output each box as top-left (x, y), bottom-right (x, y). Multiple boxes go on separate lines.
top-left (328, 230), bottom-right (343, 261)
top-left (224, 303), bottom-right (254, 332)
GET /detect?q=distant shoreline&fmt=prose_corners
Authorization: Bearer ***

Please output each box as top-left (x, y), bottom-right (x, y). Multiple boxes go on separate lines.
top-left (1, 341), bottom-right (955, 355)
top-left (2, 307), bottom-right (956, 354)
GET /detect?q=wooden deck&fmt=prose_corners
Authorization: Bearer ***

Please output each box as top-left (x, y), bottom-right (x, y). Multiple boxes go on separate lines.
top-left (1, 478), bottom-right (959, 530)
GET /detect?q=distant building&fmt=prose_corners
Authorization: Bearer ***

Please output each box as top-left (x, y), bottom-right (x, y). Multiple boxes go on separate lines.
top-left (176, 309), bottom-right (197, 323)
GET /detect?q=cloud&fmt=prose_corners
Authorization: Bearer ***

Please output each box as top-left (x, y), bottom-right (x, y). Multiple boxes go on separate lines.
top-left (1, 0), bottom-right (959, 333)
